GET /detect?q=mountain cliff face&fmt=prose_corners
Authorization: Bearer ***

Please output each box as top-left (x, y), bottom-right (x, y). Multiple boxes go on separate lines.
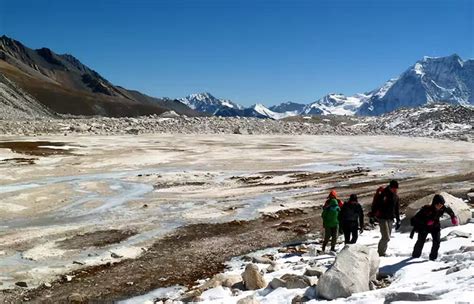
top-left (358, 55), bottom-right (474, 115)
top-left (0, 35), bottom-right (197, 117)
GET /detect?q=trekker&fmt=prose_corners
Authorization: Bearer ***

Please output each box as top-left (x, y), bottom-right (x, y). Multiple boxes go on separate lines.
top-left (321, 198), bottom-right (341, 252)
top-left (324, 190), bottom-right (344, 209)
top-left (370, 180), bottom-right (401, 256)
top-left (411, 194), bottom-right (458, 260)
top-left (339, 194), bottom-right (364, 244)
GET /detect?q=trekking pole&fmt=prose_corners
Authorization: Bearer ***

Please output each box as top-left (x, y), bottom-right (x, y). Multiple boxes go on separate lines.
top-left (409, 228), bottom-right (415, 239)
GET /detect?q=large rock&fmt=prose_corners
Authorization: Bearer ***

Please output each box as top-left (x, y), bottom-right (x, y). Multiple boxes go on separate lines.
top-left (318, 244), bottom-right (380, 300)
top-left (280, 274), bottom-right (312, 289)
top-left (401, 192), bottom-right (471, 232)
top-left (241, 263), bottom-right (266, 290)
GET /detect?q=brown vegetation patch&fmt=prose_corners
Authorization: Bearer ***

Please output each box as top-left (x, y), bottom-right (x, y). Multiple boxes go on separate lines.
top-left (57, 230), bottom-right (137, 250)
top-left (0, 157), bottom-right (38, 165)
top-left (0, 141), bottom-right (72, 156)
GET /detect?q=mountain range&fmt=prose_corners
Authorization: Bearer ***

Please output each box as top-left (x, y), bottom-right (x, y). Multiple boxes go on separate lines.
top-left (0, 35), bottom-right (472, 119)
top-left (0, 35), bottom-right (199, 118)
top-left (179, 54), bottom-right (473, 119)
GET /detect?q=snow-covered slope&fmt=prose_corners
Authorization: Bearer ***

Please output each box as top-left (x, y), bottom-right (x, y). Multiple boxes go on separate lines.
top-left (179, 92), bottom-right (243, 115)
top-left (251, 103), bottom-right (300, 120)
top-left (123, 212), bottom-right (474, 303)
top-left (358, 55), bottom-right (474, 115)
top-left (303, 93), bottom-right (371, 115)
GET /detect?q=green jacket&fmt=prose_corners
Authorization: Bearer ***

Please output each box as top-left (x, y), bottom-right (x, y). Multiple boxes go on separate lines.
top-left (322, 199), bottom-right (340, 228)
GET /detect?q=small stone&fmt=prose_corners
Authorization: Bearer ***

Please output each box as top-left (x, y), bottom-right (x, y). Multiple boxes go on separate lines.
top-left (446, 264), bottom-right (467, 275)
top-left (44, 282), bottom-right (52, 288)
top-left (111, 252), bottom-right (123, 259)
top-left (68, 293), bottom-right (86, 303)
top-left (252, 256), bottom-right (274, 264)
top-left (15, 281), bottom-right (28, 288)
top-left (304, 266), bottom-right (326, 278)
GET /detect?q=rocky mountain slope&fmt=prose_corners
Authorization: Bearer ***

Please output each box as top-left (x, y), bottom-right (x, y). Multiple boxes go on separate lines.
top-left (0, 35), bottom-right (197, 117)
top-left (0, 72), bottom-right (54, 119)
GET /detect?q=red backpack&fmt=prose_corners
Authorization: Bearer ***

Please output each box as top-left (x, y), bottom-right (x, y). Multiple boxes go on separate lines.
top-left (369, 186), bottom-right (386, 218)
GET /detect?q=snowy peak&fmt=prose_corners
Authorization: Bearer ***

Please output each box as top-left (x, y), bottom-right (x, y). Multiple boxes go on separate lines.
top-left (358, 54), bottom-right (474, 115)
top-left (179, 92), bottom-right (243, 114)
top-left (250, 103), bottom-right (300, 119)
top-left (303, 93), bottom-right (370, 116)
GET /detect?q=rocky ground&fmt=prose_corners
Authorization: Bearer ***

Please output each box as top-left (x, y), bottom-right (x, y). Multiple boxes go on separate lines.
top-left (0, 104), bottom-right (472, 141)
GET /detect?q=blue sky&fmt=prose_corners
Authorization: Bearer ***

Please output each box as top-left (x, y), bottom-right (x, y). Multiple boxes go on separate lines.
top-left (1, 0), bottom-right (473, 106)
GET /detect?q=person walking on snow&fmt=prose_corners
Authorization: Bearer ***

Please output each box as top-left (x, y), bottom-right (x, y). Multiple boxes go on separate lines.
top-left (411, 194), bottom-right (458, 260)
top-left (324, 190), bottom-right (344, 209)
top-left (339, 194), bottom-right (364, 244)
top-left (321, 198), bottom-right (341, 252)
top-left (370, 180), bottom-right (401, 256)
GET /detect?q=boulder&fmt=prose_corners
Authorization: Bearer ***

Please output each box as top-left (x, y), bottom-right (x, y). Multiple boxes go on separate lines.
top-left (280, 274), bottom-right (312, 289)
top-left (400, 192), bottom-right (471, 232)
top-left (269, 278), bottom-right (286, 289)
top-left (241, 263), bottom-right (266, 290)
top-left (304, 266), bottom-right (326, 278)
top-left (318, 244), bottom-right (380, 299)
top-left (237, 296), bottom-right (261, 304)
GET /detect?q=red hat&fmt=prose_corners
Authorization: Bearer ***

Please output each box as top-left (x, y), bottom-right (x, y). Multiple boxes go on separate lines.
top-left (328, 190), bottom-right (338, 198)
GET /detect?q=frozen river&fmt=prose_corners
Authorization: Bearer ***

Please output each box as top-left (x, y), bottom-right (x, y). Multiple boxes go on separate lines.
top-left (0, 134), bottom-right (472, 289)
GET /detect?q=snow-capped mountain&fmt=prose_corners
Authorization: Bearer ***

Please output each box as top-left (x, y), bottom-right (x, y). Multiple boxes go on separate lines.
top-left (269, 101), bottom-right (306, 113)
top-left (250, 103), bottom-right (300, 120)
top-left (179, 92), bottom-right (243, 115)
top-left (180, 55), bottom-right (473, 119)
top-left (302, 93), bottom-right (371, 116)
top-left (358, 54), bottom-right (474, 115)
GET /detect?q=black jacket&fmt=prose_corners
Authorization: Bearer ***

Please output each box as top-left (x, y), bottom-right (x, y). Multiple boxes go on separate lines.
top-left (411, 204), bottom-right (455, 232)
top-left (372, 186), bottom-right (400, 222)
top-left (339, 201), bottom-right (364, 229)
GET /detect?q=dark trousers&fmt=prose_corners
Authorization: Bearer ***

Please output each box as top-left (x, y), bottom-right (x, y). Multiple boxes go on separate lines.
top-left (342, 221), bottom-right (359, 244)
top-left (322, 227), bottom-right (338, 251)
top-left (412, 229), bottom-right (441, 260)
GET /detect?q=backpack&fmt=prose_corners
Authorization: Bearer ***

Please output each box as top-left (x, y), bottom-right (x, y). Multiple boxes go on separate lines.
top-left (322, 200), bottom-right (340, 228)
top-left (370, 186), bottom-right (385, 218)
